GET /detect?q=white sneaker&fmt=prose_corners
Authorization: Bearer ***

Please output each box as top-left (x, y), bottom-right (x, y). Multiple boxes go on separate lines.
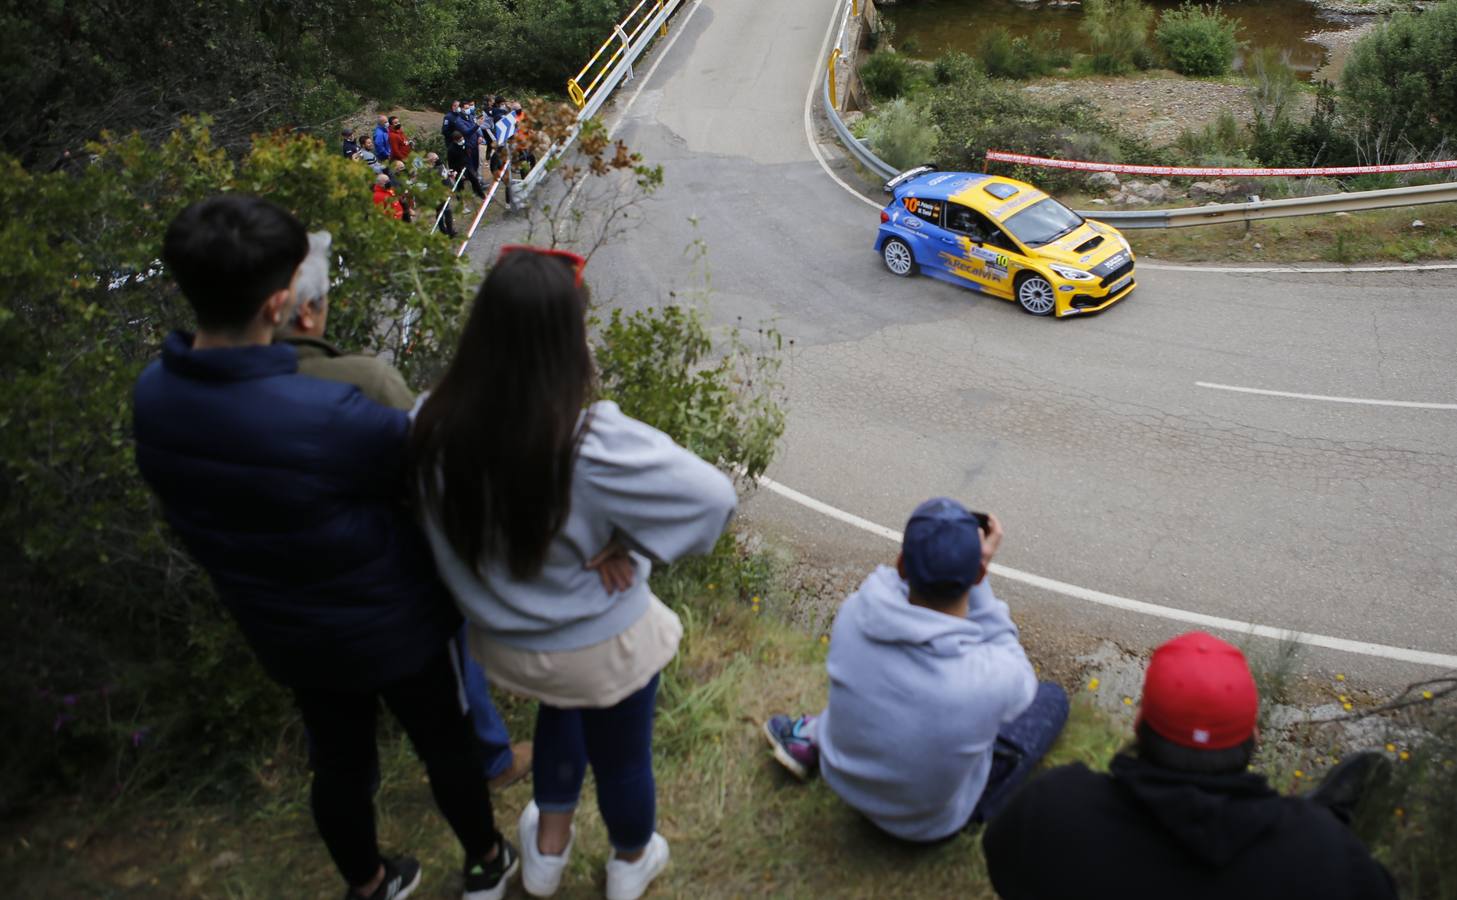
top-left (604, 833), bottom-right (670, 900)
top-left (518, 800), bottom-right (572, 897)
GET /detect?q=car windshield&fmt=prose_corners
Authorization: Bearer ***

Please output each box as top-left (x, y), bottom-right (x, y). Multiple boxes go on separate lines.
top-left (1002, 198), bottom-right (1084, 247)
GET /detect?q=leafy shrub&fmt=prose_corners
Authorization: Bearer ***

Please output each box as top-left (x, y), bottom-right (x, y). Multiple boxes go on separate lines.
top-left (1155, 3), bottom-right (1239, 76)
top-left (1081, 0), bottom-right (1156, 75)
top-left (929, 67), bottom-right (1161, 190)
top-left (859, 51), bottom-right (919, 101)
top-left (932, 51), bottom-right (981, 86)
top-left (976, 26), bottom-right (1071, 80)
top-left (865, 98), bottom-right (940, 171)
top-left (1341, 0), bottom-right (1457, 159)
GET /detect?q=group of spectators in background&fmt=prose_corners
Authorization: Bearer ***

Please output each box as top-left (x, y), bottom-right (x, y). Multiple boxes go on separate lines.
top-left (339, 99), bottom-right (536, 238)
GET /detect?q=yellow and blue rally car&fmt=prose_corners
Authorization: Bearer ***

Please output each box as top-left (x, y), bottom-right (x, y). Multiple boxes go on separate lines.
top-left (875, 167), bottom-right (1136, 317)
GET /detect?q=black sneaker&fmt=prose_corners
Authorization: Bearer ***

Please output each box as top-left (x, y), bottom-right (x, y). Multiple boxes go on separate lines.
top-left (346, 856), bottom-right (422, 900)
top-left (463, 839), bottom-right (519, 900)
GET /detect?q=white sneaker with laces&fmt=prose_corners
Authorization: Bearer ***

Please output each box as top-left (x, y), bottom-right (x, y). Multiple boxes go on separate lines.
top-left (604, 833), bottom-right (669, 900)
top-left (518, 801), bottom-right (572, 897)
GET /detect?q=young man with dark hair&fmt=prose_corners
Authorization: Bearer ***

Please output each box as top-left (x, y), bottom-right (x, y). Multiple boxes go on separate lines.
top-left (982, 631), bottom-right (1397, 900)
top-left (763, 498), bottom-right (1069, 841)
top-left (134, 196), bottom-right (519, 900)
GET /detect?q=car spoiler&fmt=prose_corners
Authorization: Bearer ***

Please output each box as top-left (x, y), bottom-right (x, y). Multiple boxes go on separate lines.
top-left (882, 165), bottom-right (938, 196)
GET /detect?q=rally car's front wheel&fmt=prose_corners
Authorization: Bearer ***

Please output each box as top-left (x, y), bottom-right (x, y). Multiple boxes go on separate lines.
top-left (1016, 272), bottom-right (1056, 316)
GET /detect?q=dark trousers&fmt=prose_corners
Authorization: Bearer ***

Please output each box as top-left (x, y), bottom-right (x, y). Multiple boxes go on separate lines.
top-left (532, 674), bottom-right (660, 854)
top-left (293, 642), bottom-right (501, 885)
top-left (970, 681), bottom-right (1071, 825)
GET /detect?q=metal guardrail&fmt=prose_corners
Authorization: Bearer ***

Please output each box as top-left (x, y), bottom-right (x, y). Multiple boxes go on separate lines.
top-left (816, 1), bottom-right (1457, 229)
top-left (516, 0), bottom-right (686, 206)
top-left (1085, 181), bottom-right (1457, 229)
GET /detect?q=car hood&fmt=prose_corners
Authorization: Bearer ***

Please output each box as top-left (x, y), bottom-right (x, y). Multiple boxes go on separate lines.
top-left (1029, 221), bottom-right (1131, 271)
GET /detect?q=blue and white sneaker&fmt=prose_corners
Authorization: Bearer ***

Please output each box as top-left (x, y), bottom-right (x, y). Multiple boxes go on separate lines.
top-left (763, 714), bottom-right (819, 780)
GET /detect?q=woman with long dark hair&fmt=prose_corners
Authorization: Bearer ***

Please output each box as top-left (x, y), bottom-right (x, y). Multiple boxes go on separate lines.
top-left (411, 248), bottom-right (736, 900)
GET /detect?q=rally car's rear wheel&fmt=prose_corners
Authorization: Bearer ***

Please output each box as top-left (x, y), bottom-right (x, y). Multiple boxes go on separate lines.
top-left (883, 238), bottom-right (916, 277)
top-left (1015, 272), bottom-right (1056, 316)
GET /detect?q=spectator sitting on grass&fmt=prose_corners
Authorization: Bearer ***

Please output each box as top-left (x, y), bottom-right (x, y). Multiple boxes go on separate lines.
top-left (763, 498), bottom-right (1069, 842)
top-left (982, 631), bottom-right (1397, 900)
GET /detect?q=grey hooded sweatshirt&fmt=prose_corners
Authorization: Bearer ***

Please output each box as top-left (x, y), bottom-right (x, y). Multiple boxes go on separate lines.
top-left (421, 400), bottom-right (737, 652)
top-left (817, 566), bottom-right (1038, 841)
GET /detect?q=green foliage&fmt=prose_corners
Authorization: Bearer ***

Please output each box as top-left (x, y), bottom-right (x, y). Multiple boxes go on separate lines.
top-left (975, 27), bottom-right (1070, 80)
top-left (1155, 3), bottom-right (1240, 77)
top-left (1341, 0), bottom-right (1457, 159)
top-left (859, 51), bottom-right (920, 102)
top-left (593, 304), bottom-right (785, 483)
top-left (0, 119), bottom-right (472, 809)
top-left (1174, 110), bottom-right (1245, 162)
top-left (928, 67), bottom-right (1160, 190)
top-left (932, 51), bottom-right (981, 86)
top-left (865, 99), bottom-right (940, 171)
top-left (451, 0), bottom-right (635, 97)
top-left (1081, 0), bottom-right (1157, 75)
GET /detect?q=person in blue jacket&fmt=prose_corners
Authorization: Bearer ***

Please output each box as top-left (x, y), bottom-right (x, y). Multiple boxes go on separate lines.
top-left (133, 196), bottom-right (517, 900)
top-left (372, 114), bottom-right (392, 164)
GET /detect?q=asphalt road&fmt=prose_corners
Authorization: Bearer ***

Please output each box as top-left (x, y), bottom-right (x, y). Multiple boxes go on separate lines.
top-left (493, 0), bottom-right (1457, 682)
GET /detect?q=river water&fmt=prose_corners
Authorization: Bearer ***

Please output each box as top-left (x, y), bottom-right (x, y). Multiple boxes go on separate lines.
top-left (882, 0), bottom-right (1358, 78)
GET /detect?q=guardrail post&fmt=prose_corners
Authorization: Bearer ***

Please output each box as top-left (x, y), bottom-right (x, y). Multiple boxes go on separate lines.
top-left (853, 0), bottom-right (859, 17)
top-left (567, 79), bottom-right (586, 109)
top-left (615, 23), bottom-right (634, 83)
top-left (828, 48), bottom-right (841, 111)
top-left (658, 0), bottom-right (668, 36)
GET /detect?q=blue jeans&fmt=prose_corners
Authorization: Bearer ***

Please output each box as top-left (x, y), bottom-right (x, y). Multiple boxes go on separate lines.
top-left (969, 681), bottom-right (1070, 825)
top-left (455, 627), bottom-right (515, 780)
top-left (533, 674), bottom-right (660, 854)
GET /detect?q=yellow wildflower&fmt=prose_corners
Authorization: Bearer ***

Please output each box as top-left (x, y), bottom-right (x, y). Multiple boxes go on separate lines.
top-left (1422, 690), bottom-right (1434, 700)
top-left (1087, 677), bottom-right (1100, 691)
top-left (1335, 673), bottom-right (1345, 682)
top-left (1293, 769), bottom-right (1305, 779)
top-left (1386, 743), bottom-right (1397, 753)
top-left (1342, 702), bottom-right (1353, 711)
top-left (1399, 751), bottom-right (1410, 762)
top-left (1122, 697), bottom-right (1134, 706)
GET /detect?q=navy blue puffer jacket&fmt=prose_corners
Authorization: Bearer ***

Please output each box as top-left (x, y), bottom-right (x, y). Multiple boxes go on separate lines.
top-left (133, 332), bottom-right (460, 691)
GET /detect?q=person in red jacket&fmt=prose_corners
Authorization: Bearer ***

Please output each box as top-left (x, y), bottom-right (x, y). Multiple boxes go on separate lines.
top-left (387, 116), bottom-right (412, 164)
top-left (372, 174), bottom-right (405, 220)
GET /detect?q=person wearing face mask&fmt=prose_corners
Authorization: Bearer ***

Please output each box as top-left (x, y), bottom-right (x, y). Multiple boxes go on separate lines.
top-left (447, 130), bottom-right (487, 201)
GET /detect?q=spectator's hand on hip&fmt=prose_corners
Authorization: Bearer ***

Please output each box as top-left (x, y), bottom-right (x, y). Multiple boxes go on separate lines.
top-left (587, 539), bottom-right (636, 594)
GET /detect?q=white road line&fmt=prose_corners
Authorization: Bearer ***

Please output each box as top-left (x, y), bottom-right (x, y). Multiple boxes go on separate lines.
top-left (1196, 381), bottom-right (1457, 410)
top-left (759, 476), bottom-right (1457, 669)
top-left (804, 0), bottom-right (882, 210)
top-left (1141, 261), bottom-right (1457, 274)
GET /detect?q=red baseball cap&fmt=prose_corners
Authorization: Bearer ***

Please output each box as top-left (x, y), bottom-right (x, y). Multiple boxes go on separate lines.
top-left (1139, 632), bottom-right (1259, 750)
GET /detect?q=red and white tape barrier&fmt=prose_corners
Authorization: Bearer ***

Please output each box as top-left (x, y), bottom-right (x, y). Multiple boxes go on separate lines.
top-left (984, 150), bottom-right (1457, 178)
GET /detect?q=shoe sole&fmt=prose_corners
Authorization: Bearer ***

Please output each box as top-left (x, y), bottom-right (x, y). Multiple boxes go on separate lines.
top-left (762, 721), bottom-right (810, 780)
top-left (396, 865), bottom-right (423, 900)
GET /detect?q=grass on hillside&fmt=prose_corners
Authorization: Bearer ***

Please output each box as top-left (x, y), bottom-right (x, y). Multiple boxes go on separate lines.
top-left (0, 561), bottom-right (1129, 899)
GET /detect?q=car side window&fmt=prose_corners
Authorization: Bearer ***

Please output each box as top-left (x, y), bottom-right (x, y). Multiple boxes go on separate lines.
top-left (945, 203), bottom-right (984, 240)
top-left (903, 196), bottom-right (943, 226)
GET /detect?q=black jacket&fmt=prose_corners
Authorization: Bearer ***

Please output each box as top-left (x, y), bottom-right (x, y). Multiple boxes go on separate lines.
top-left (446, 139), bottom-right (472, 174)
top-left (983, 755), bottom-right (1397, 900)
top-left (133, 333), bottom-right (460, 691)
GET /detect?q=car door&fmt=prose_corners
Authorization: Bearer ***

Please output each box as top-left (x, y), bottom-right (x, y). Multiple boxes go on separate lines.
top-left (897, 195), bottom-right (951, 273)
top-left (943, 203), bottom-right (1020, 299)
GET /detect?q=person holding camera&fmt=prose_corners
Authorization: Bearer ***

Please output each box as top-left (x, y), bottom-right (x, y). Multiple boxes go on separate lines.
top-left (763, 497), bottom-right (1068, 841)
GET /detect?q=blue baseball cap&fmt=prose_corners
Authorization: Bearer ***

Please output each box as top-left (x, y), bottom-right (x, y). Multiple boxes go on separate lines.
top-left (902, 497), bottom-right (983, 599)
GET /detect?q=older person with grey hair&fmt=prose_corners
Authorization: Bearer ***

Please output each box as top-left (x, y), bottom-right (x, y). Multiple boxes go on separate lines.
top-left (277, 230), bottom-right (534, 792)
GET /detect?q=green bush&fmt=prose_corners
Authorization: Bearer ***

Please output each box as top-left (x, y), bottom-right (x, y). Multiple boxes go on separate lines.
top-left (1155, 3), bottom-right (1239, 76)
top-left (976, 26), bottom-right (1071, 80)
top-left (1082, 0), bottom-right (1156, 75)
top-left (1174, 110), bottom-right (1245, 162)
top-left (859, 51), bottom-right (919, 101)
top-left (1341, 0), bottom-right (1457, 158)
top-left (928, 67), bottom-right (1160, 190)
top-left (865, 98), bottom-right (940, 171)
top-left (932, 51), bottom-right (981, 86)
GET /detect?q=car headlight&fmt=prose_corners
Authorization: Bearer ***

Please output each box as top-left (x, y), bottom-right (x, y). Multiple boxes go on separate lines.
top-left (1114, 233), bottom-right (1131, 253)
top-left (1048, 263), bottom-right (1095, 281)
